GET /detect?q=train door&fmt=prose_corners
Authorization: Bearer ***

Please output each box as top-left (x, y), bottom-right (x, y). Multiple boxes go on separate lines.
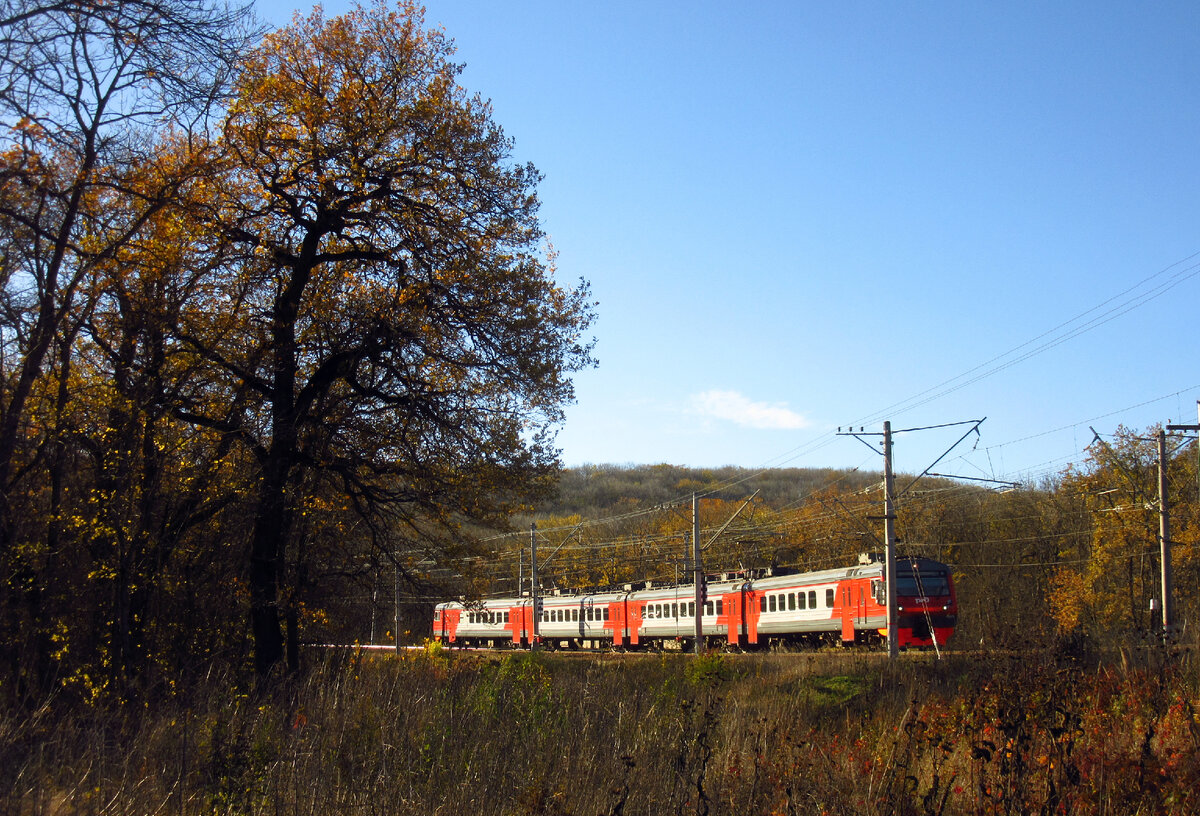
top-left (840, 586), bottom-right (854, 643)
top-left (744, 584), bottom-right (760, 646)
top-left (607, 599), bottom-right (624, 647)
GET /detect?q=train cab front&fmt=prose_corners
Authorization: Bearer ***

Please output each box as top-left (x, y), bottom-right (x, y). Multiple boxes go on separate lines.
top-left (893, 557), bottom-right (957, 648)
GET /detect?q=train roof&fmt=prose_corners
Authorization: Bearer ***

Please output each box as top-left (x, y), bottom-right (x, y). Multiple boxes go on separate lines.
top-left (433, 558), bottom-right (959, 610)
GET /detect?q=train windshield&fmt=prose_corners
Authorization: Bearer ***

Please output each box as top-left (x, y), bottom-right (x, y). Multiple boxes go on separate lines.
top-left (895, 568), bottom-right (950, 597)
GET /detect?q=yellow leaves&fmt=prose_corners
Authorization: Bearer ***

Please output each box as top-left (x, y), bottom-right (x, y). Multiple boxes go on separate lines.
top-left (1047, 567), bottom-right (1088, 634)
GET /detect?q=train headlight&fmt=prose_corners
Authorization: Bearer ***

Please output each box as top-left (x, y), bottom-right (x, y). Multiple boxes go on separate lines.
top-left (897, 605), bottom-right (904, 611)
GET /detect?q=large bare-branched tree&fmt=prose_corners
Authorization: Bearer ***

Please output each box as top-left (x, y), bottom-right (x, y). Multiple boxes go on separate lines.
top-left (182, 2), bottom-right (595, 675)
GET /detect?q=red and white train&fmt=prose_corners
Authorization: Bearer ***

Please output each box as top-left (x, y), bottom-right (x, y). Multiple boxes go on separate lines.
top-left (433, 555), bottom-right (956, 650)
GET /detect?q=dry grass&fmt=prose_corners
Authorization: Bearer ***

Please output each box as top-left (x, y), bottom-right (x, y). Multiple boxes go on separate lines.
top-left (4, 643), bottom-right (1200, 815)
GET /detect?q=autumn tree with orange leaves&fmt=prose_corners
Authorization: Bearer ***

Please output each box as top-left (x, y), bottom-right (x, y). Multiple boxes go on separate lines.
top-left (0, 0), bottom-right (594, 693)
top-left (183, 2), bottom-right (595, 675)
top-left (1048, 427), bottom-right (1200, 640)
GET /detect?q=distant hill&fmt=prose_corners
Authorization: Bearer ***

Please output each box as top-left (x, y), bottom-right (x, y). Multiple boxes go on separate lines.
top-left (538, 464), bottom-right (882, 518)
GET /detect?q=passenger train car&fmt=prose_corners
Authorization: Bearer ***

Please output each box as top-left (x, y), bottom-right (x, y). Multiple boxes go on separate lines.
top-left (433, 555), bottom-right (956, 650)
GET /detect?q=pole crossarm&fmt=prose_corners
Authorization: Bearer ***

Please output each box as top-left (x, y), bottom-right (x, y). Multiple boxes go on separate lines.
top-left (703, 490), bottom-right (760, 551)
top-left (897, 418), bottom-right (986, 498)
top-left (533, 521), bottom-right (584, 574)
top-left (926, 472), bottom-right (1021, 489)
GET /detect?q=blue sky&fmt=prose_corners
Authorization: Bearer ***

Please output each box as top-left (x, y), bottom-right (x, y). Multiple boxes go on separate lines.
top-left (257, 1), bottom-right (1200, 484)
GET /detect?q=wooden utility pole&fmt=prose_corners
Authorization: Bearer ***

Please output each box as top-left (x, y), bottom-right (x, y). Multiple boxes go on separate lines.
top-left (840, 418), bottom-right (983, 661)
top-left (1166, 403), bottom-right (1200, 639)
top-left (530, 523), bottom-right (540, 649)
top-left (883, 421), bottom-right (899, 660)
top-left (1157, 428), bottom-right (1173, 637)
top-left (394, 561), bottom-right (401, 655)
top-left (693, 493), bottom-right (704, 654)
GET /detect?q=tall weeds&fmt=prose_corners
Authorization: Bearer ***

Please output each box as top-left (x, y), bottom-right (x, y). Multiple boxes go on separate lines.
top-left (4, 646), bottom-right (1199, 815)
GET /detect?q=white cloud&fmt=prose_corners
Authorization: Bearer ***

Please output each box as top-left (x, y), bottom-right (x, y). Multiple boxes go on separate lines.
top-left (690, 390), bottom-right (810, 430)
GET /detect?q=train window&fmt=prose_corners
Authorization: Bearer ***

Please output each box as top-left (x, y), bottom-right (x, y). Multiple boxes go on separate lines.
top-left (759, 596), bottom-right (766, 613)
top-left (672, 603), bottom-right (678, 618)
top-left (788, 593), bottom-right (796, 611)
top-left (808, 591), bottom-right (817, 608)
top-left (504, 612), bottom-right (509, 623)
top-left (798, 592), bottom-right (806, 610)
top-left (767, 595), bottom-right (775, 612)
top-left (603, 608), bottom-right (610, 621)
top-left (688, 602), bottom-right (694, 617)
top-left (717, 600), bottom-right (724, 616)
top-left (826, 589), bottom-right (834, 607)
top-left (897, 569), bottom-right (949, 596)
top-left (705, 601), bottom-right (714, 616)
top-left (572, 609), bottom-right (579, 622)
